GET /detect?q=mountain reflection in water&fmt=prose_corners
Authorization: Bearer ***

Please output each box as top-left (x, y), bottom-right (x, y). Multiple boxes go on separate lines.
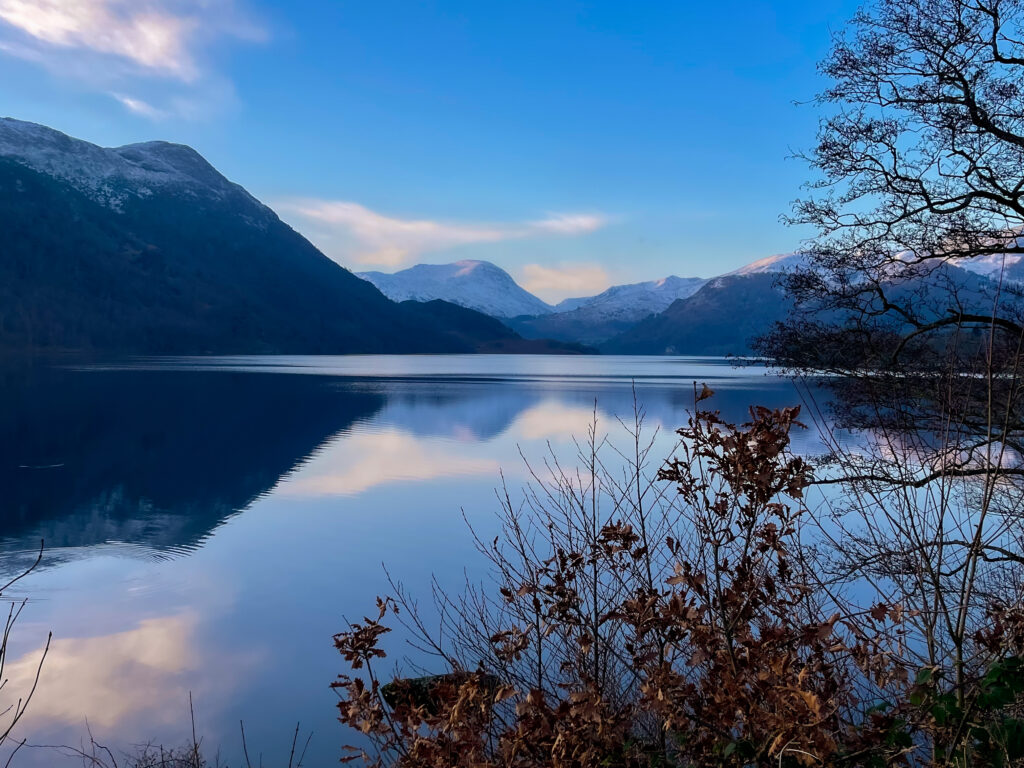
top-left (0, 364), bottom-right (384, 565)
top-left (0, 357), bottom-right (811, 569)
top-left (0, 356), bottom-right (820, 767)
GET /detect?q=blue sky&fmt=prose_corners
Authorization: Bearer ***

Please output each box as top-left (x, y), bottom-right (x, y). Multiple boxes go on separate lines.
top-left (0, 0), bottom-right (859, 301)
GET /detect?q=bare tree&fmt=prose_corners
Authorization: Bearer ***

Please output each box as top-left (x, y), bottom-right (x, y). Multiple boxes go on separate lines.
top-left (766, 0), bottom-right (1024, 462)
top-left (757, 0), bottom-right (1024, 761)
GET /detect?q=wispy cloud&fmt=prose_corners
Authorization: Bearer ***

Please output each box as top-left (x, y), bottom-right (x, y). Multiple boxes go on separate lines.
top-left (530, 213), bottom-right (606, 235)
top-left (0, 0), bottom-right (201, 78)
top-left (111, 92), bottom-right (166, 119)
top-left (519, 262), bottom-right (612, 301)
top-left (0, 0), bottom-right (266, 119)
top-left (276, 199), bottom-right (608, 268)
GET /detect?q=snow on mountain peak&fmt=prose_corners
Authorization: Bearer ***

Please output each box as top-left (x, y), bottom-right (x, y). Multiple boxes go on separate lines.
top-left (553, 275), bottom-right (707, 321)
top-left (957, 252), bottom-right (1024, 279)
top-left (452, 259), bottom-right (492, 277)
top-left (358, 260), bottom-right (554, 318)
top-left (728, 252), bottom-right (807, 276)
top-left (0, 117), bottom-right (254, 212)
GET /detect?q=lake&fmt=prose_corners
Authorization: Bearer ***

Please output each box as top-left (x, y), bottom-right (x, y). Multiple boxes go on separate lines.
top-left (0, 355), bottom-right (827, 766)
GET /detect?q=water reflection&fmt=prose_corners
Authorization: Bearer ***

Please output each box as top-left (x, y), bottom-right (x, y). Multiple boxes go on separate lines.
top-left (0, 365), bottom-right (383, 565)
top-left (0, 357), bottom-right (812, 565)
top-left (0, 356), bottom-right (824, 767)
top-left (10, 614), bottom-right (200, 729)
top-left (278, 427), bottom-right (502, 497)
top-left (6, 609), bottom-right (264, 759)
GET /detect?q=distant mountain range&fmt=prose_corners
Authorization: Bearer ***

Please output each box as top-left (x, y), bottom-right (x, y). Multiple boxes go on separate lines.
top-left (368, 248), bottom-right (1017, 355)
top-left (601, 273), bottom-right (794, 355)
top-left (362, 261), bottom-right (715, 347)
top-left (507, 276), bottom-right (708, 346)
top-left (554, 276), bottom-right (708, 315)
top-left (5, 116), bottom-right (1008, 359)
top-left (0, 118), bottom-right (576, 355)
top-left (363, 254), bottom-right (807, 353)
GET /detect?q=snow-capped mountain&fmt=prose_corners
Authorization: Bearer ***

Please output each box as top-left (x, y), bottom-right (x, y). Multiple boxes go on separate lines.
top-left (358, 260), bottom-right (555, 318)
top-left (351, 250), bottom-right (823, 351)
top-left (733, 246), bottom-right (1024, 283)
top-left (602, 272), bottom-right (793, 355)
top-left (0, 117), bottom-right (264, 216)
top-left (598, 253), bottom-right (810, 354)
top-left (507, 275), bottom-right (708, 345)
top-left (554, 276), bottom-right (707, 322)
top-left (734, 245), bottom-right (1024, 285)
top-left (951, 239), bottom-right (1024, 282)
top-left (727, 251), bottom-right (807, 276)
top-left (362, 261), bottom-right (707, 324)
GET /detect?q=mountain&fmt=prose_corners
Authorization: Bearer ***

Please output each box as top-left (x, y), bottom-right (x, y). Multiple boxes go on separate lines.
top-left (602, 273), bottom-right (794, 355)
top-left (398, 300), bottom-right (594, 354)
top-left (726, 251), bottom-right (807, 276)
top-left (0, 118), bottom-right (512, 355)
top-left (507, 275), bottom-right (707, 345)
top-left (955, 253), bottom-right (1024, 280)
top-left (602, 254), bottom-right (1011, 357)
top-left (367, 261), bottom-right (710, 346)
top-left (553, 276), bottom-right (707, 315)
top-left (359, 260), bottom-right (554, 318)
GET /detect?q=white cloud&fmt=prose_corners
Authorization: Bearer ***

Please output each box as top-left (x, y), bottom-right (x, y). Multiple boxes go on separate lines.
top-left (276, 199), bottom-right (608, 268)
top-left (111, 92), bottom-right (166, 119)
top-left (0, 0), bottom-right (265, 118)
top-left (279, 200), bottom-right (512, 268)
top-left (5, 615), bottom-right (198, 730)
top-left (0, 0), bottom-right (200, 78)
top-left (530, 213), bottom-right (606, 235)
top-left (519, 262), bottom-right (612, 300)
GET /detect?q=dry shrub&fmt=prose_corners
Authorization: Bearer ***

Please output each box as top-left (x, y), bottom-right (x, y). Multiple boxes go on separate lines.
top-left (335, 390), bottom-right (1024, 767)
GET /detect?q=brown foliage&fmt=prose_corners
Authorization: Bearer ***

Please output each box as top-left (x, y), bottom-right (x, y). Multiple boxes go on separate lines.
top-left (331, 397), bottom-right (944, 768)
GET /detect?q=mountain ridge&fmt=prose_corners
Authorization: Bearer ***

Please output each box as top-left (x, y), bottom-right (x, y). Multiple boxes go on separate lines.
top-left (601, 272), bottom-right (793, 355)
top-left (506, 274), bottom-right (708, 345)
top-left (0, 118), bottom-right (549, 355)
top-left (0, 118), bottom-right (258, 213)
top-left (10, 117), bottom-right (1012, 358)
top-left (363, 259), bottom-right (710, 345)
top-left (359, 260), bottom-right (555, 318)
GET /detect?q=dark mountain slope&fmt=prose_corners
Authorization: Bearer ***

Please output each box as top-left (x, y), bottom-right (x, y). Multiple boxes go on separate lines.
top-left (601, 273), bottom-right (793, 355)
top-left (401, 300), bottom-right (594, 354)
top-left (505, 310), bottom-right (638, 347)
top-left (0, 119), bottom-right (480, 354)
top-left (603, 261), bottom-right (1010, 357)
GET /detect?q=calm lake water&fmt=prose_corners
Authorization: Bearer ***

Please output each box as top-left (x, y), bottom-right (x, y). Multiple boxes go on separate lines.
top-left (0, 355), bottom-right (828, 766)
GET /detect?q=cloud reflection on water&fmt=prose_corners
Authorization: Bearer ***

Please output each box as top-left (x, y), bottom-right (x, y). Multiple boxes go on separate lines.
top-left (0, 358), bottom-right (822, 566)
top-left (277, 427), bottom-right (501, 498)
top-left (10, 614), bottom-right (201, 731)
top-left (0, 356), bottom-right (830, 767)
